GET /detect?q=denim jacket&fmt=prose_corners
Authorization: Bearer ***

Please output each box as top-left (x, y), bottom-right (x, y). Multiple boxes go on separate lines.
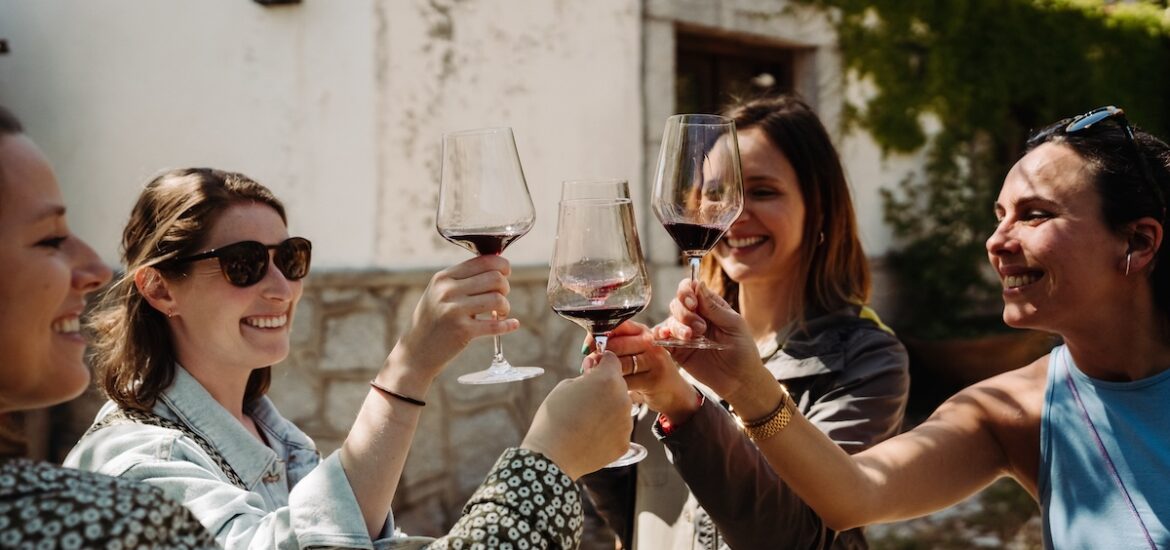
top-left (66, 366), bottom-right (584, 549)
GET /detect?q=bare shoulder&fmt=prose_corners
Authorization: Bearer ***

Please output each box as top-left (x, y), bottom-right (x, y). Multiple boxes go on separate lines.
top-left (937, 353), bottom-right (1049, 494)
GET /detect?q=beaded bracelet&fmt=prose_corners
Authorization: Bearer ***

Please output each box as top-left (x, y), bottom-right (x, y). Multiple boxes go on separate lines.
top-left (369, 380), bottom-right (427, 407)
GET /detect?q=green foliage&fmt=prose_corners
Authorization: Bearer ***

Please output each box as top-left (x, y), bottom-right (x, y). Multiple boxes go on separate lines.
top-left (796, 0), bottom-right (1170, 338)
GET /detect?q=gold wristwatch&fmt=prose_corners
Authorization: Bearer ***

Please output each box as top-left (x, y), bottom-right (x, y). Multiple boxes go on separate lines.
top-left (733, 384), bottom-right (795, 443)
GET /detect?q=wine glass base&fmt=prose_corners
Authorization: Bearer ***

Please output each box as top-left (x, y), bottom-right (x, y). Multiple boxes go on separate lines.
top-left (654, 337), bottom-right (729, 351)
top-left (603, 443), bottom-right (648, 468)
top-left (457, 366), bottom-right (544, 385)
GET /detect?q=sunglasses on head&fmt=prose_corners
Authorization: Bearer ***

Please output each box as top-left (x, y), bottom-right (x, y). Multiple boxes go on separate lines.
top-left (167, 237), bottom-right (312, 287)
top-left (1035, 105), bottom-right (1166, 221)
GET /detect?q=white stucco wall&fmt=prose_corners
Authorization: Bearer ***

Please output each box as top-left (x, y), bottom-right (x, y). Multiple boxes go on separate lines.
top-left (0, 0), bottom-right (643, 270)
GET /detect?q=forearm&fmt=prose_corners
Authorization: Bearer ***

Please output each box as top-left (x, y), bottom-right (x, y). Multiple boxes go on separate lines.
top-left (340, 348), bottom-right (433, 537)
top-left (723, 383), bottom-right (880, 531)
top-left (427, 448), bottom-right (583, 549)
top-left (663, 399), bottom-right (838, 548)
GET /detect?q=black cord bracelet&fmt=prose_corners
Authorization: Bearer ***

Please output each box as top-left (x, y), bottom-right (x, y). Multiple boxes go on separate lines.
top-left (369, 380), bottom-right (427, 407)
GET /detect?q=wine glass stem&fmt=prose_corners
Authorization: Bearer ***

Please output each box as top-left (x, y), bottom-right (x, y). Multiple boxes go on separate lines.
top-left (594, 334), bottom-right (608, 354)
top-left (489, 311), bottom-right (510, 372)
top-left (689, 255), bottom-right (701, 281)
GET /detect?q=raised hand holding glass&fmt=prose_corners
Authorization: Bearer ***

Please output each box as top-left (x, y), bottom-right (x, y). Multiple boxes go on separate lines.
top-left (437, 127), bottom-right (544, 384)
top-left (651, 114), bottom-right (743, 349)
top-left (549, 196), bottom-right (651, 467)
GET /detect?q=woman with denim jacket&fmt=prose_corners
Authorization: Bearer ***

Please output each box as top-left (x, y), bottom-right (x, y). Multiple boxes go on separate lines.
top-left (582, 95), bottom-right (910, 549)
top-left (664, 106), bottom-right (1170, 549)
top-left (64, 167), bottom-right (632, 549)
top-left (0, 106), bottom-right (218, 548)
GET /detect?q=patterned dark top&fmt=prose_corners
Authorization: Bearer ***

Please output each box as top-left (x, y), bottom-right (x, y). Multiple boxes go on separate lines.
top-left (0, 459), bottom-right (218, 549)
top-left (429, 447), bottom-right (583, 550)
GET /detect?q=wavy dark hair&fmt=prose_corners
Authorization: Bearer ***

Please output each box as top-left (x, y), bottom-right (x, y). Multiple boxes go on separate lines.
top-left (699, 95), bottom-right (871, 320)
top-left (1026, 110), bottom-right (1170, 321)
top-left (89, 168), bottom-right (285, 410)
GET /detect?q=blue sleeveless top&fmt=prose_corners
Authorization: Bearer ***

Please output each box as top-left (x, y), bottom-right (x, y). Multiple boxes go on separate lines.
top-left (1040, 344), bottom-right (1170, 549)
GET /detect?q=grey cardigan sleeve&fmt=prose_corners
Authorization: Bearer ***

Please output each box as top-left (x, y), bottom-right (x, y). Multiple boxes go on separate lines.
top-left (660, 329), bottom-right (909, 550)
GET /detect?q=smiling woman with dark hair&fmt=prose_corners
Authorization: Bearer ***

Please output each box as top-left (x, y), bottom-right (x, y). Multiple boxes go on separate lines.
top-left (584, 95), bottom-right (910, 550)
top-left (0, 105), bottom-right (218, 548)
top-left (663, 105), bottom-right (1170, 549)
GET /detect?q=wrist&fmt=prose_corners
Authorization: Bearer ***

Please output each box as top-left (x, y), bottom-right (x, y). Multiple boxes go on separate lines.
top-left (520, 436), bottom-right (582, 480)
top-left (723, 373), bottom-right (785, 420)
top-left (659, 386), bottom-right (703, 427)
top-left (378, 347), bottom-right (438, 398)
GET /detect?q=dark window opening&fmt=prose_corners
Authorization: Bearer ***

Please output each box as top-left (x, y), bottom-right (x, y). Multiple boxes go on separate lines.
top-left (676, 29), bottom-right (798, 115)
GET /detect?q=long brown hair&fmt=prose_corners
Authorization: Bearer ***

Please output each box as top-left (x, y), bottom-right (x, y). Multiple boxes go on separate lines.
top-left (89, 168), bottom-right (285, 410)
top-left (699, 95), bottom-right (871, 320)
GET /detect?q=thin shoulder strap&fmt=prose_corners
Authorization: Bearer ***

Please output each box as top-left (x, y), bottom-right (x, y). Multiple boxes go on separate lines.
top-left (1062, 353), bottom-right (1156, 550)
top-left (85, 408), bottom-right (247, 490)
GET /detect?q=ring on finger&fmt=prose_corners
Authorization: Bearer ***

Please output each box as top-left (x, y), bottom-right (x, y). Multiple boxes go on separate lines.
top-left (630, 354), bottom-right (639, 375)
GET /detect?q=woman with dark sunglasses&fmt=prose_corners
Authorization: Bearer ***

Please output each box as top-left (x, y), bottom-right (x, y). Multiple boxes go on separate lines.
top-left (0, 106), bottom-right (218, 548)
top-left (659, 106), bottom-right (1170, 549)
top-left (65, 167), bottom-right (633, 548)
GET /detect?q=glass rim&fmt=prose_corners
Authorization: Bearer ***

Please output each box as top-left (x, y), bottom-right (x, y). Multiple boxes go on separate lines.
top-left (558, 197), bottom-right (633, 206)
top-left (561, 178), bottom-right (628, 185)
top-left (442, 126), bottom-right (514, 138)
top-left (666, 113), bottom-right (735, 126)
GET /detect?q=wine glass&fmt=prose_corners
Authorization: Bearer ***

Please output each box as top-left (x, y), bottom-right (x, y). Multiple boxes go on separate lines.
top-left (437, 127), bottom-right (544, 384)
top-left (561, 178), bottom-right (630, 201)
top-left (548, 197), bottom-right (651, 467)
top-left (651, 114), bottom-right (744, 350)
top-left (561, 179), bottom-right (643, 415)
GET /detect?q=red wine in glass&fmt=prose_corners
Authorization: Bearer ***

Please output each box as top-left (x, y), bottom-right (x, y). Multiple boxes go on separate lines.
top-left (439, 228), bottom-right (526, 256)
top-left (549, 196), bottom-right (652, 468)
top-left (651, 114), bottom-right (744, 350)
top-left (553, 303), bottom-right (647, 338)
top-left (437, 127), bottom-right (544, 385)
top-left (661, 222), bottom-right (727, 256)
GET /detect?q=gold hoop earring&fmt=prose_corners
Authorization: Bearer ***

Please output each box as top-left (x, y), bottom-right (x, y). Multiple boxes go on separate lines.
top-left (1125, 252), bottom-right (1132, 277)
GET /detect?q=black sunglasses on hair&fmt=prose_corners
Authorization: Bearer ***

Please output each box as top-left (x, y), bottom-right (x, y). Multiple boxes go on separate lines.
top-left (1040, 105), bottom-right (1166, 221)
top-left (167, 237), bottom-right (312, 287)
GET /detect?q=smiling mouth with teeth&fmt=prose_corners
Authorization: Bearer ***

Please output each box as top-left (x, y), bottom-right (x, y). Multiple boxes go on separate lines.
top-left (1003, 273), bottom-right (1042, 289)
top-left (244, 315), bottom-right (288, 329)
top-left (51, 317), bottom-right (82, 334)
top-left (724, 236), bottom-right (767, 249)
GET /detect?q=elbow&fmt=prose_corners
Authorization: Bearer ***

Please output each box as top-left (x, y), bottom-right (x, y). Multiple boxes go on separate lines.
top-left (823, 514), bottom-right (862, 533)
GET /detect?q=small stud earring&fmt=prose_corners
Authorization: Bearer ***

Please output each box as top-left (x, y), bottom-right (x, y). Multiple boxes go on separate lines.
top-left (167, 310), bottom-right (177, 318)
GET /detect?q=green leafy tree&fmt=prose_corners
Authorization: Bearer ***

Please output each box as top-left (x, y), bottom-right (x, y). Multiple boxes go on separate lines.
top-left (796, 0), bottom-right (1170, 337)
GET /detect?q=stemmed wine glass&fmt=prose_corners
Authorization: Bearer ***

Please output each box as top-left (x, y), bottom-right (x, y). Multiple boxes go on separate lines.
top-left (437, 127), bottom-right (544, 384)
top-left (651, 114), bottom-right (743, 349)
top-left (548, 196), bottom-right (651, 467)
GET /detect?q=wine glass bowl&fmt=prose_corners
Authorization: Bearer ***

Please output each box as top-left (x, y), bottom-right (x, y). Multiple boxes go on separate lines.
top-left (651, 114), bottom-right (744, 350)
top-left (549, 196), bottom-right (651, 468)
top-left (437, 127), bottom-right (544, 385)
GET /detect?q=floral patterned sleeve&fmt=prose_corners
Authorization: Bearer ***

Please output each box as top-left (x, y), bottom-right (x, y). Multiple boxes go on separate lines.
top-left (0, 459), bottom-right (218, 549)
top-left (426, 448), bottom-right (583, 550)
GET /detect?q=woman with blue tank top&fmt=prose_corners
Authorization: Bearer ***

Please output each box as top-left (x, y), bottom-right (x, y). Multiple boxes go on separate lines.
top-left (652, 105), bottom-right (1170, 549)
